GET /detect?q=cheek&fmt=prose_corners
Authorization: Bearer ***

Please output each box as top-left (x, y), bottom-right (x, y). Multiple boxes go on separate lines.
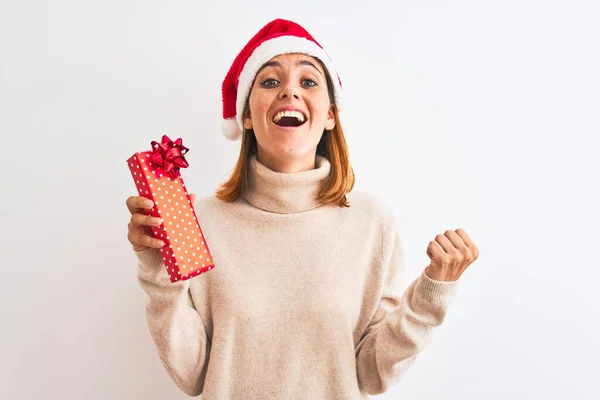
top-left (248, 93), bottom-right (271, 121)
top-left (310, 97), bottom-right (332, 123)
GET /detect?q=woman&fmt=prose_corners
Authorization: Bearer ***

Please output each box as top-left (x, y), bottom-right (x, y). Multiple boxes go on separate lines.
top-left (125, 18), bottom-right (478, 399)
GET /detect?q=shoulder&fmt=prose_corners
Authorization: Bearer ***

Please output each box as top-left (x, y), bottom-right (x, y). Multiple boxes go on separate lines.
top-left (344, 191), bottom-right (404, 267)
top-left (194, 193), bottom-right (220, 212)
top-left (345, 190), bottom-right (398, 229)
top-left (193, 193), bottom-right (246, 217)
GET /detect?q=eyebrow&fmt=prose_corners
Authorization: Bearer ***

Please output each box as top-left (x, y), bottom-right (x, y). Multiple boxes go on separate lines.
top-left (256, 59), bottom-right (324, 77)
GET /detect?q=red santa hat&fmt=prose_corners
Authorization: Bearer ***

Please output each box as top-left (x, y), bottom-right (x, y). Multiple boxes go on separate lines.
top-left (221, 18), bottom-right (343, 141)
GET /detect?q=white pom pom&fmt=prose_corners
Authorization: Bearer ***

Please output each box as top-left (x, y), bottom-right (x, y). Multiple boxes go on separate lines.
top-left (222, 118), bottom-right (242, 141)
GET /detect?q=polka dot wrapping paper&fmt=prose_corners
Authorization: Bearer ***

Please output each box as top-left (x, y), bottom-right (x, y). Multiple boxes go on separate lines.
top-left (126, 135), bottom-right (215, 282)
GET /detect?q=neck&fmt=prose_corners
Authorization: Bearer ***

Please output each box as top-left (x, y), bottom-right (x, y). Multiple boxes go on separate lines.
top-left (242, 154), bottom-right (331, 214)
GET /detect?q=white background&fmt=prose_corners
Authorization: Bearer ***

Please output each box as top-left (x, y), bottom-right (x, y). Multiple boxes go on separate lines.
top-left (1, 0), bottom-right (599, 399)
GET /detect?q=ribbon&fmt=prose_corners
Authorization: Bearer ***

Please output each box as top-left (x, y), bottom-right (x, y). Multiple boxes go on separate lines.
top-left (149, 135), bottom-right (190, 178)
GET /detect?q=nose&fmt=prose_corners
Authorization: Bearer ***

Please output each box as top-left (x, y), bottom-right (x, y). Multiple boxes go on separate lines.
top-left (278, 81), bottom-right (299, 100)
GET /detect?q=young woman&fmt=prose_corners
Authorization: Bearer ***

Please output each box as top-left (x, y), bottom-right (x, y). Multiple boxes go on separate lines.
top-left (125, 18), bottom-right (479, 399)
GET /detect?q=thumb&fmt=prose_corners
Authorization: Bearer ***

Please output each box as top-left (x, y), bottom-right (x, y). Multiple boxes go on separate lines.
top-left (190, 193), bottom-right (197, 206)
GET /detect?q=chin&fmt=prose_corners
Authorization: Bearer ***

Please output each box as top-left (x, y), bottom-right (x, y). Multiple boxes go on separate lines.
top-left (267, 130), bottom-right (306, 145)
top-left (274, 144), bottom-right (310, 156)
top-left (258, 125), bottom-right (321, 155)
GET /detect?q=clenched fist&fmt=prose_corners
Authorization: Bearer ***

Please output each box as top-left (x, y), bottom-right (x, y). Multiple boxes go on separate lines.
top-left (425, 228), bottom-right (479, 282)
top-left (126, 193), bottom-right (197, 252)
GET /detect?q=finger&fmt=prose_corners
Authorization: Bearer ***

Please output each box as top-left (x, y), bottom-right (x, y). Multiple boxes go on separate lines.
top-left (126, 196), bottom-right (154, 215)
top-left (131, 213), bottom-right (163, 228)
top-left (190, 193), bottom-right (197, 206)
top-left (444, 229), bottom-right (467, 250)
top-left (455, 228), bottom-right (475, 247)
top-left (128, 229), bottom-right (164, 248)
top-left (428, 240), bottom-right (446, 259)
top-left (435, 233), bottom-right (455, 253)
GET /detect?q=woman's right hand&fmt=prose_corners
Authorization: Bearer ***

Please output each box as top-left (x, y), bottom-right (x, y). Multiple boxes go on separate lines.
top-left (126, 193), bottom-right (196, 252)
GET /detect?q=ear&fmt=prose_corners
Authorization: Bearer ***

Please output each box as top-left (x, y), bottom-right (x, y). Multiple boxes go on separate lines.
top-left (243, 109), bottom-right (253, 130)
top-left (324, 106), bottom-right (336, 130)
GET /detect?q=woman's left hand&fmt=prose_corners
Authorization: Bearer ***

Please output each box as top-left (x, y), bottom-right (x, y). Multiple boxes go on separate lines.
top-left (425, 228), bottom-right (479, 282)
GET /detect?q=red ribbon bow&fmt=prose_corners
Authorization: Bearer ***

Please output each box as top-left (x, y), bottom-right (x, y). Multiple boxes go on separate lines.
top-left (149, 135), bottom-right (190, 178)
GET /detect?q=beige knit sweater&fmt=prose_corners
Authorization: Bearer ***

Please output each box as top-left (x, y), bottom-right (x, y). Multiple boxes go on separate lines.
top-left (135, 154), bottom-right (460, 399)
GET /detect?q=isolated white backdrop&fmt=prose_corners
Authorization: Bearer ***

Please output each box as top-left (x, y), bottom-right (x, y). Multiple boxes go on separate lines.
top-left (1, 0), bottom-right (598, 399)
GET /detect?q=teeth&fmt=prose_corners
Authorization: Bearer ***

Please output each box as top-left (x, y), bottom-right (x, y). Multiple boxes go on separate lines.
top-left (273, 110), bottom-right (305, 123)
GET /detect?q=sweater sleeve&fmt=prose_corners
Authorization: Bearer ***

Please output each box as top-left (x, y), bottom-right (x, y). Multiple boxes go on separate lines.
top-left (135, 248), bottom-right (211, 396)
top-left (355, 213), bottom-right (459, 395)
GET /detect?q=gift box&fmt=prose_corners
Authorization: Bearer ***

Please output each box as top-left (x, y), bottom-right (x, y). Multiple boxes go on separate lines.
top-left (127, 135), bottom-right (215, 282)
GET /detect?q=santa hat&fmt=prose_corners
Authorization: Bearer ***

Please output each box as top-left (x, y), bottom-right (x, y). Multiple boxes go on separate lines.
top-left (221, 18), bottom-right (343, 141)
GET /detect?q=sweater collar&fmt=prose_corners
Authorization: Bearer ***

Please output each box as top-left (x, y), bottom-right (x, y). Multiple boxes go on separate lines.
top-left (242, 154), bottom-right (331, 214)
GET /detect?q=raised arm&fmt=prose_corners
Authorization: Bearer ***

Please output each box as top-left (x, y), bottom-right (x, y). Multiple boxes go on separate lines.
top-left (355, 214), bottom-right (459, 394)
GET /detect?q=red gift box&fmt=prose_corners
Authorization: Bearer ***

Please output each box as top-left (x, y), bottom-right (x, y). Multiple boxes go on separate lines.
top-left (127, 135), bottom-right (215, 282)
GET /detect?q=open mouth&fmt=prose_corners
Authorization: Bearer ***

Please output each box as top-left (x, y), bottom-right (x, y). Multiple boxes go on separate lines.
top-left (273, 110), bottom-right (306, 127)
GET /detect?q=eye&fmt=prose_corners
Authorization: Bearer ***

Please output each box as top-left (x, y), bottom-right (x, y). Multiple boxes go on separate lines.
top-left (260, 78), bottom-right (279, 88)
top-left (302, 79), bottom-right (317, 87)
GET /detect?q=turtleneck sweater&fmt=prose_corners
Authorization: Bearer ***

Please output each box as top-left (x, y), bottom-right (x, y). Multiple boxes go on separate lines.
top-left (134, 154), bottom-right (460, 399)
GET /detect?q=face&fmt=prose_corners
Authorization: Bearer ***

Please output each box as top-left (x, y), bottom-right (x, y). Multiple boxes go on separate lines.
top-left (243, 53), bottom-right (335, 172)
